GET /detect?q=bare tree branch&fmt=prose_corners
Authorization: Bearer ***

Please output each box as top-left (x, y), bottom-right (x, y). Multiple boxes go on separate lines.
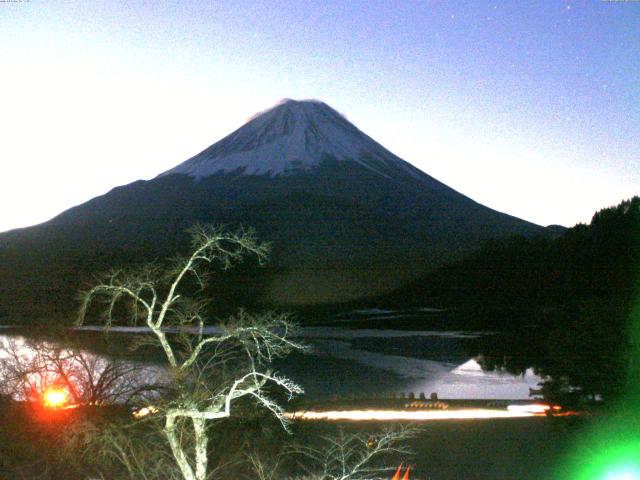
top-left (75, 225), bottom-right (302, 480)
top-left (0, 336), bottom-right (162, 407)
top-left (295, 426), bottom-right (418, 480)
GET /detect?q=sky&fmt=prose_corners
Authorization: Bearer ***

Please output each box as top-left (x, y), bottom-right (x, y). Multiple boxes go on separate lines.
top-left (1, 0), bottom-right (638, 233)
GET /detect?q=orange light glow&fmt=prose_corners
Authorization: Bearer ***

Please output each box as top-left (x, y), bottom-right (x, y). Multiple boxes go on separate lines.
top-left (391, 464), bottom-right (403, 480)
top-left (43, 388), bottom-right (68, 408)
top-left (392, 464), bottom-right (411, 479)
top-left (402, 465), bottom-right (411, 480)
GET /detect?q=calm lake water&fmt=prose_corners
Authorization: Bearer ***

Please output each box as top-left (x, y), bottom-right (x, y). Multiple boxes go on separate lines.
top-left (0, 312), bottom-right (544, 402)
top-left (274, 327), bottom-right (542, 400)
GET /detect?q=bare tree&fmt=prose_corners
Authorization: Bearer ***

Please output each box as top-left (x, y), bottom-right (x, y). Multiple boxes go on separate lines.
top-left (0, 336), bottom-right (160, 407)
top-left (77, 225), bottom-right (304, 480)
top-left (294, 426), bottom-right (416, 480)
top-left (64, 416), bottom-right (201, 480)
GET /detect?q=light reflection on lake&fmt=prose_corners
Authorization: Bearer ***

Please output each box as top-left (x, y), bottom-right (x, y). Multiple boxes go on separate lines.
top-left (273, 328), bottom-right (543, 400)
top-left (0, 326), bottom-right (544, 402)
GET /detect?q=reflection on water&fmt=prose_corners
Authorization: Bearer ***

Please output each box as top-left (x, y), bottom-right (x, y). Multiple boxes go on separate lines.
top-left (410, 359), bottom-right (541, 400)
top-left (273, 329), bottom-right (543, 400)
top-left (0, 326), bottom-right (544, 402)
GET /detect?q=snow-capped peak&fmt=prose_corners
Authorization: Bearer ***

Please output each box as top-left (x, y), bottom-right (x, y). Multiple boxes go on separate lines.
top-left (159, 99), bottom-right (418, 179)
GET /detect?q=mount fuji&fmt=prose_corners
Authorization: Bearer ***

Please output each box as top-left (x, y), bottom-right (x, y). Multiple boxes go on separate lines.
top-left (159, 99), bottom-right (423, 180)
top-left (0, 99), bottom-right (548, 321)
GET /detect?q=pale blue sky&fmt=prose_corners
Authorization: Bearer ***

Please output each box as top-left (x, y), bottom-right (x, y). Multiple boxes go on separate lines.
top-left (1, 0), bottom-right (638, 232)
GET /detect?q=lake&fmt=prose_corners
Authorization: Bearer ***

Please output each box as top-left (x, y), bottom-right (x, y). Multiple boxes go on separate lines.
top-left (0, 313), bottom-right (592, 480)
top-left (273, 327), bottom-right (542, 400)
top-left (0, 309), bottom-right (544, 402)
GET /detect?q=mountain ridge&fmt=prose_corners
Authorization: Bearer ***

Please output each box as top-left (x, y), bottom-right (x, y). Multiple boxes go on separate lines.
top-left (0, 99), bottom-right (551, 321)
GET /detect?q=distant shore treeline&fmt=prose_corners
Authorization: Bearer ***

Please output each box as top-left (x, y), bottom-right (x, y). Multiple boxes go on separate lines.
top-left (385, 196), bottom-right (639, 316)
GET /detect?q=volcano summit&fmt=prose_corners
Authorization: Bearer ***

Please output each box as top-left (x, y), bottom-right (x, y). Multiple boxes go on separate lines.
top-left (0, 99), bottom-right (547, 320)
top-left (160, 99), bottom-right (422, 180)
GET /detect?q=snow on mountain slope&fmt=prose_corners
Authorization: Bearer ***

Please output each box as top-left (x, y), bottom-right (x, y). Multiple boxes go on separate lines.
top-left (159, 99), bottom-right (420, 179)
